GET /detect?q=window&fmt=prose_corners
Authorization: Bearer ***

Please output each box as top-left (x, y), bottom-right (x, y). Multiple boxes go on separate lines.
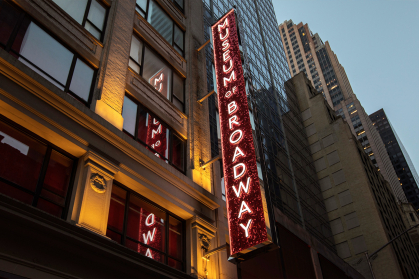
top-left (410, 213), bottom-right (416, 222)
top-left (171, 0), bottom-right (184, 12)
top-left (136, 0), bottom-right (184, 56)
top-left (0, 116), bottom-right (75, 218)
top-left (107, 183), bottom-right (185, 270)
top-left (122, 96), bottom-right (185, 172)
top-left (0, 1), bottom-right (96, 105)
top-left (129, 35), bottom-right (185, 111)
top-left (51, 0), bottom-right (107, 40)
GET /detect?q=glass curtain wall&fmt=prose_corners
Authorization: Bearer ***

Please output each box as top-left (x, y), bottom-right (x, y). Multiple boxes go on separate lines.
top-left (203, 0), bottom-right (334, 250)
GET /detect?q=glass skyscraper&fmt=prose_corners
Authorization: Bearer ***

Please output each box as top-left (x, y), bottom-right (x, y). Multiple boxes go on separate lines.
top-left (370, 109), bottom-right (419, 209)
top-left (203, 0), bottom-right (334, 250)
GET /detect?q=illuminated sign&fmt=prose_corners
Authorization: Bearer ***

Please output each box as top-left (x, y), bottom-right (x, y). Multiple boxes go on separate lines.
top-left (211, 9), bottom-right (268, 256)
top-left (139, 211), bottom-right (163, 261)
top-left (146, 116), bottom-right (167, 159)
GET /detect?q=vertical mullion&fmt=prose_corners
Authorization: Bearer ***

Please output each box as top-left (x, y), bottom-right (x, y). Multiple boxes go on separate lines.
top-left (33, 146), bottom-right (52, 207)
top-left (165, 212), bottom-right (169, 265)
top-left (145, 0), bottom-right (150, 20)
top-left (170, 72), bottom-right (174, 103)
top-left (134, 101), bottom-right (140, 141)
top-left (62, 157), bottom-right (79, 219)
top-left (82, 0), bottom-right (93, 27)
top-left (139, 43), bottom-right (146, 77)
top-left (64, 56), bottom-right (78, 93)
top-left (121, 190), bottom-right (130, 246)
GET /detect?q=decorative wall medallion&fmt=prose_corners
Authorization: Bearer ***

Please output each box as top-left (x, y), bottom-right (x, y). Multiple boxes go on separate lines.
top-left (90, 173), bottom-right (106, 193)
top-left (199, 234), bottom-right (210, 252)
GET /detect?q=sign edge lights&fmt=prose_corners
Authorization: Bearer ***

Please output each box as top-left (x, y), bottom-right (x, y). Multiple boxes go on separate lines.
top-left (211, 9), bottom-right (268, 256)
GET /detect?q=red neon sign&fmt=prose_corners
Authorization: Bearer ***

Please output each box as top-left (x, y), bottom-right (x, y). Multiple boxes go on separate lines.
top-left (212, 9), bottom-right (268, 256)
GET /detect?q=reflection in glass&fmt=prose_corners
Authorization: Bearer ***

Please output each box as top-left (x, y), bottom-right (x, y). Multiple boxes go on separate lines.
top-left (0, 121), bottom-right (46, 192)
top-left (69, 59), bottom-right (94, 101)
top-left (143, 47), bottom-right (172, 99)
top-left (169, 216), bottom-right (182, 259)
top-left (129, 36), bottom-right (143, 74)
top-left (41, 150), bottom-right (73, 206)
top-left (122, 96), bottom-right (138, 136)
top-left (52, 0), bottom-right (88, 24)
top-left (148, 1), bottom-right (173, 44)
top-left (16, 22), bottom-right (73, 87)
top-left (87, 0), bottom-right (106, 31)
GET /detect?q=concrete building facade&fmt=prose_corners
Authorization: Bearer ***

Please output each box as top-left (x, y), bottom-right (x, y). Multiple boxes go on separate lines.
top-left (289, 72), bottom-right (419, 279)
top-left (278, 19), bottom-right (407, 204)
top-left (0, 0), bottom-right (234, 278)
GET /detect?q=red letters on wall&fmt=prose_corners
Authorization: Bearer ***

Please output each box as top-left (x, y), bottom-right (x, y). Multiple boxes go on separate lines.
top-left (211, 9), bottom-right (268, 256)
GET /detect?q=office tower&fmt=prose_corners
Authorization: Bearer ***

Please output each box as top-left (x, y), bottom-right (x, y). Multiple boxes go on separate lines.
top-left (290, 73), bottom-right (419, 279)
top-left (370, 109), bottom-right (419, 208)
top-left (278, 20), bottom-right (407, 204)
top-left (0, 0), bottom-right (234, 278)
top-left (203, 1), bottom-right (362, 278)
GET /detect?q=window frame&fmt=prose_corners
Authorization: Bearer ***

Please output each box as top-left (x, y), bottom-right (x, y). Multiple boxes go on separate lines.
top-left (129, 35), bottom-right (185, 112)
top-left (50, 0), bottom-right (109, 41)
top-left (107, 181), bottom-right (186, 271)
top-left (135, 0), bottom-right (185, 57)
top-left (122, 95), bottom-right (186, 173)
top-left (0, 114), bottom-right (78, 219)
top-left (0, 4), bottom-right (97, 106)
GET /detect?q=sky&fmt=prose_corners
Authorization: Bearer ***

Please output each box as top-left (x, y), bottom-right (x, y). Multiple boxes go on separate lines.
top-left (272, 0), bottom-right (419, 173)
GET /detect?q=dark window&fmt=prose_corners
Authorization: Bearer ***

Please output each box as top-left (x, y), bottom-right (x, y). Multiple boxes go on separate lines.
top-left (107, 183), bottom-right (185, 271)
top-left (121, 96), bottom-right (185, 173)
top-left (129, 35), bottom-right (185, 112)
top-left (0, 116), bottom-right (76, 218)
top-left (171, 0), bottom-right (184, 12)
top-left (136, 0), bottom-right (184, 56)
top-left (410, 213), bottom-right (416, 222)
top-left (0, 1), bottom-right (96, 105)
top-left (52, 0), bottom-right (108, 40)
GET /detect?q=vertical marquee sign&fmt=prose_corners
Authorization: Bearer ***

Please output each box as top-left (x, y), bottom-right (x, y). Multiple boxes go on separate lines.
top-left (212, 9), bottom-right (268, 256)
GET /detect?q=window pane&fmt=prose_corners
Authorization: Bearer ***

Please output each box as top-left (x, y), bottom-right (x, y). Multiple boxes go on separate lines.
top-left (129, 36), bottom-right (143, 70)
top-left (37, 198), bottom-right (62, 217)
top-left (42, 150), bottom-right (73, 203)
top-left (52, 0), bottom-right (88, 24)
top-left (107, 185), bottom-right (126, 232)
top-left (13, 22), bottom-right (74, 88)
top-left (173, 0), bottom-right (183, 9)
top-left (87, 0), bottom-right (106, 31)
top-left (168, 258), bottom-right (183, 271)
top-left (173, 97), bottom-right (183, 112)
top-left (69, 58), bottom-right (94, 101)
top-left (148, 1), bottom-right (173, 44)
top-left (142, 47), bottom-right (172, 99)
top-left (171, 134), bottom-right (184, 171)
top-left (169, 216), bottom-right (182, 259)
top-left (0, 120), bottom-right (47, 192)
top-left (174, 25), bottom-right (183, 51)
top-left (126, 239), bottom-right (165, 263)
top-left (122, 96), bottom-right (138, 136)
top-left (126, 195), bottom-right (166, 254)
top-left (0, 181), bottom-right (33, 204)
top-left (136, 0), bottom-right (147, 15)
top-left (145, 114), bottom-right (169, 159)
top-left (84, 21), bottom-right (101, 39)
top-left (106, 229), bottom-right (122, 243)
top-left (0, 1), bottom-right (21, 47)
top-left (172, 73), bottom-right (184, 102)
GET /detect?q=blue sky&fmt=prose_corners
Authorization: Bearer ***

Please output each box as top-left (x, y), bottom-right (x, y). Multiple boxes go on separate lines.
top-left (272, 0), bottom-right (419, 173)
